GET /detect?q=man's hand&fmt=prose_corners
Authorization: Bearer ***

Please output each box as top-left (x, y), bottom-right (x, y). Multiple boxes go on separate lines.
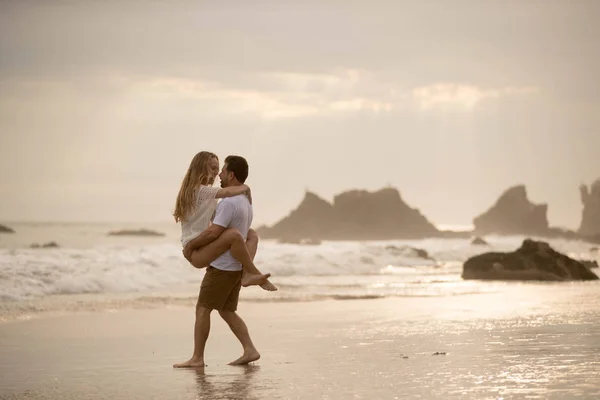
top-left (182, 224), bottom-right (226, 263)
top-left (245, 186), bottom-right (252, 204)
top-left (183, 244), bottom-right (194, 262)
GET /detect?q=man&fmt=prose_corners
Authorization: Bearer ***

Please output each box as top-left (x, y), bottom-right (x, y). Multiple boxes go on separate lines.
top-left (173, 155), bottom-right (261, 368)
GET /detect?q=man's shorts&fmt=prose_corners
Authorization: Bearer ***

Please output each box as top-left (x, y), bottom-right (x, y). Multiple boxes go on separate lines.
top-left (197, 266), bottom-right (243, 312)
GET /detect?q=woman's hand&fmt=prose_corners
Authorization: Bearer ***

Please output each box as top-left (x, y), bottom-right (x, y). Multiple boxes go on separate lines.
top-left (245, 186), bottom-right (253, 204)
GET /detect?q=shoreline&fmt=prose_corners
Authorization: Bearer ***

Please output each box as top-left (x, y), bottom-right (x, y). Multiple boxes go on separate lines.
top-left (2, 277), bottom-right (600, 325)
top-left (2, 294), bottom-right (600, 399)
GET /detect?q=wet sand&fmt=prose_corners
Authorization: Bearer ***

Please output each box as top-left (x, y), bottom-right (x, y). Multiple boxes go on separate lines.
top-left (1, 288), bottom-right (600, 399)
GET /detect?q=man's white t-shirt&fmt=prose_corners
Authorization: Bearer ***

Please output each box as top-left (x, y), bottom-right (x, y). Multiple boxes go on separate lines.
top-left (210, 194), bottom-right (253, 271)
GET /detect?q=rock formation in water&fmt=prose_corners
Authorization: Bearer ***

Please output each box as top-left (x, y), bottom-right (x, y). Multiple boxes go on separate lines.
top-left (262, 192), bottom-right (334, 242)
top-left (473, 185), bottom-right (549, 235)
top-left (471, 236), bottom-right (488, 245)
top-left (30, 241), bottom-right (59, 248)
top-left (462, 239), bottom-right (599, 281)
top-left (578, 178), bottom-right (600, 237)
top-left (0, 224), bottom-right (15, 233)
top-left (257, 187), bottom-right (439, 240)
top-left (384, 245), bottom-right (434, 260)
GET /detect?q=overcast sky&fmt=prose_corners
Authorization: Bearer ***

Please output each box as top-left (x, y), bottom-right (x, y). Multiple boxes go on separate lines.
top-left (1, 1), bottom-right (599, 229)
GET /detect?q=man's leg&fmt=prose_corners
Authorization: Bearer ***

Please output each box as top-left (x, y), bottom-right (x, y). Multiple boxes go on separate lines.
top-left (218, 310), bottom-right (261, 365)
top-left (174, 266), bottom-right (224, 368)
top-left (219, 272), bottom-right (261, 365)
top-left (173, 304), bottom-right (212, 368)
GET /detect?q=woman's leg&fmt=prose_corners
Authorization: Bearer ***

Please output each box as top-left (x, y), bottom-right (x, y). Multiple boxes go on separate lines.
top-left (245, 230), bottom-right (277, 291)
top-left (245, 229), bottom-right (259, 260)
top-left (189, 228), bottom-right (269, 287)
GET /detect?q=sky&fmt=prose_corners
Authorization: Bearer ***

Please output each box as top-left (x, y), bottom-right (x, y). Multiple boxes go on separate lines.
top-left (1, 1), bottom-right (599, 229)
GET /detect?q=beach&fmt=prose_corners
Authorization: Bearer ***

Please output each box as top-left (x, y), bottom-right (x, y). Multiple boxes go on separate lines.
top-left (2, 283), bottom-right (600, 400)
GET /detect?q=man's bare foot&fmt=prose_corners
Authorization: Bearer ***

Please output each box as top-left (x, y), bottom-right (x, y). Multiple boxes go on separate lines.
top-left (260, 280), bottom-right (278, 291)
top-left (173, 358), bottom-right (205, 368)
top-left (241, 272), bottom-right (270, 287)
top-left (229, 349), bottom-right (260, 365)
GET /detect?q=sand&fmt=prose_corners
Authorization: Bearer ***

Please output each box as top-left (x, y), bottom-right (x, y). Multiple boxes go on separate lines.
top-left (1, 289), bottom-right (600, 399)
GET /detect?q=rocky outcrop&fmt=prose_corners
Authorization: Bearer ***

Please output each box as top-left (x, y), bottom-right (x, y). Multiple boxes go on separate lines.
top-left (330, 188), bottom-right (439, 239)
top-left (471, 236), bottom-right (488, 245)
top-left (578, 178), bottom-right (600, 236)
top-left (0, 224), bottom-right (15, 233)
top-left (262, 192), bottom-right (334, 241)
top-left (473, 185), bottom-right (549, 235)
top-left (107, 229), bottom-right (165, 237)
top-left (462, 239), bottom-right (599, 281)
top-left (383, 245), bottom-right (434, 260)
top-left (30, 241), bottom-right (59, 249)
top-left (258, 188), bottom-right (439, 240)
top-left (584, 234), bottom-right (600, 245)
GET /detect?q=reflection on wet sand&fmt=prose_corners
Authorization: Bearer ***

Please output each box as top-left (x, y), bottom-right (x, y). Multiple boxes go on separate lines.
top-left (189, 365), bottom-right (261, 400)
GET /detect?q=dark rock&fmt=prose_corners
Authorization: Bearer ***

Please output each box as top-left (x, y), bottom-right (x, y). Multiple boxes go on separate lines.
top-left (0, 224), bottom-right (15, 233)
top-left (471, 236), bottom-right (488, 245)
top-left (258, 188), bottom-right (438, 240)
top-left (583, 234), bottom-right (600, 245)
top-left (437, 230), bottom-right (473, 239)
top-left (408, 247), bottom-right (432, 260)
top-left (578, 178), bottom-right (600, 236)
top-left (330, 188), bottom-right (438, 239)
top-left (582, 260), bottom-right (598, 269)
top-left (262, 192), bottom-right (334, 240)
top-left (462, 239), bottom-right (599, 281)
top-left (107, 229), bottom-right (165, 237)
top-left (30, 241), bottom-right (59, 249)
top-left (545, 227), bottom-right (578, 239)
top-left (541, 228), bottom-right (600, 245)
top-left (384, 245), bottom-right (402, 254)
top-left (473, 185), bottom-right (549, 235)
top-left (384, 245), bottom-right (433, 260)
top-left (277, 238), bottom-right (300, 244)
top-left (591, 247), bottom-right (598, 252)
top-left (301, 238), bottom-right (322, 245)
top-left (432, 352), bottom-right (447, 356)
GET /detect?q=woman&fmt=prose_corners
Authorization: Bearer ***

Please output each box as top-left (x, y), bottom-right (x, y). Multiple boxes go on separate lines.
top-left (174, 151), bottom-right (276, 291)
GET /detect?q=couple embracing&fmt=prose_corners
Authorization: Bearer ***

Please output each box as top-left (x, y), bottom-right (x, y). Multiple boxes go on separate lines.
top-left (173, 152), bottom-right (276, 368)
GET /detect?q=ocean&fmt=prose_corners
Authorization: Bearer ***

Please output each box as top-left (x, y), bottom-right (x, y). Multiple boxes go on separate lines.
top-left (2, 222), bottom-right (600, 399)
top-left (1, 222), bottom-right (598, 322)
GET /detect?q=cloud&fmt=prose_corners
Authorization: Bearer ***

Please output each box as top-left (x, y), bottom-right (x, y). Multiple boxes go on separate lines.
top-left (133, 72), bottom-right (537, 118)
top-left (0, 70), bottom-right (539, 123)
top-left (118, 69), bottom-right (398, 119)
top-left (411, 83), bottom-right (539, 110)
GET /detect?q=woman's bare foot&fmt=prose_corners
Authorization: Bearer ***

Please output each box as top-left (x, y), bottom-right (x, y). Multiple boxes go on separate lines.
top-left (241, 272), bottom-right (270, 287)
top-left (173, 357), bottom-right (205, 368)
top-left (259, 280), bottom-right (278, 291)
top-left (229, 349), bottom-right (260, 365)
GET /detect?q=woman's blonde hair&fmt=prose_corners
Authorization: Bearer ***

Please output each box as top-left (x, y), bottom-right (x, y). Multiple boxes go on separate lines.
top-left (173, 151), bottom-right (218, 222)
